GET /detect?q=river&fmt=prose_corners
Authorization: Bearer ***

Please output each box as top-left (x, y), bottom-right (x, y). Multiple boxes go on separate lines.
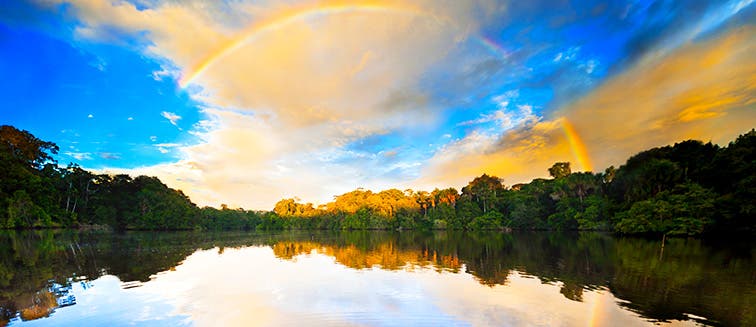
top-left (0, 230), bottom-right (752, 326)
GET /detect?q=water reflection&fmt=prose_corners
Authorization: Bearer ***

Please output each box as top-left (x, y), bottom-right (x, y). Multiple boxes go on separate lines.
top-left (0, 231), bottom-right (752, 326)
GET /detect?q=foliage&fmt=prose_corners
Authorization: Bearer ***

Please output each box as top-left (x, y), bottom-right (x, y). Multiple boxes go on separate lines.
top-left (0, 124), bottom-right (754, 235)
top-left (548, 162), bottom-right (571, 179)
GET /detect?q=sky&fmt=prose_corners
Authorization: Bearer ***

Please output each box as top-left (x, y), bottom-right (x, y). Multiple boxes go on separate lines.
top-left (1, 0), bottom-right (754, 210)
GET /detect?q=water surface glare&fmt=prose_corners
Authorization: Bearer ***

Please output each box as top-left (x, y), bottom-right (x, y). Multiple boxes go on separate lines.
top-left (1, 231), bottom-right (752, 326)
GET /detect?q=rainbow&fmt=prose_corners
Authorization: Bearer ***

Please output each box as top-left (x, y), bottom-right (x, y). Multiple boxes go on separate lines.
top-left (561, 118), bottom-right (593, 172)
top-left (475, 35), bottom-right (511, 60)
top-left (178, 1), bottom-right (437, 88)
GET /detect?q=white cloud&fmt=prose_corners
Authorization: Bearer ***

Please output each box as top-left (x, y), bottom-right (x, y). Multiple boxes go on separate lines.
top-left (458, 103), bottom-right (539, 131)
top-left (127, 117), bottom-right (134, 121)
top-left (552, 46), bottom-right (580, 62)
top-left (87, 114), bottom-right (94, 118)
top-left (161, 111), bottom-right (182, 126)
top-left (153, 143), bottom-right (182, 147)
top-left (99, 152), bottom-right (121, 160)
top-left (65, 152), bottom-right (93, 160)
top-left (59, 0), bottom-right (500, 208)
top-left (151, 67), bottom-right (172, 81)
top-left (580, 60), bottom-right (598, 74)
top-left (154, 142), bottom-right (182, 154)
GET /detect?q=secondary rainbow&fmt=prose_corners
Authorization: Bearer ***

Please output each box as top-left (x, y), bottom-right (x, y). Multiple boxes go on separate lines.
top-left (178, 1), bottom-right (436, 88)
top-left (561, 118), bottom-right (593, 172)
top-left (476, 35), bottom-right (512, 60)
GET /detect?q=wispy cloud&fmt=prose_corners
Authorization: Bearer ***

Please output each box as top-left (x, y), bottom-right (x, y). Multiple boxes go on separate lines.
top-left (99, 152), bottom-right (121, 160)
top-left (64, 152), bottom-right (92, 160)
top-left (161, 111), bottom-right (181, 126)
top-left (154, 142), bottom-right (182, 154)
top-left (458, 104), bottom-right (539, 131)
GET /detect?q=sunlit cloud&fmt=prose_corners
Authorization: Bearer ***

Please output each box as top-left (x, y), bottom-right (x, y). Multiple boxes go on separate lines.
top-left (53, 0), bottom-right (500, 208)
top-left (33, 0), bottom-right (755, 209)
top-left (419, 26), bottom-right (756, 188)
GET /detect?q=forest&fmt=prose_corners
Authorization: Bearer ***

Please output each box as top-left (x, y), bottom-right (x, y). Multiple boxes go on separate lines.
top-left (0, 124), bottom-right (753, 235)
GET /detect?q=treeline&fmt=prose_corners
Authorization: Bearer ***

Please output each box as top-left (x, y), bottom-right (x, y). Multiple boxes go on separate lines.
top-left (267, 129), bottom-right (754, 235)
top-left (0, 124), bottom-right (753, 234)
top-left (0, 125), bottom-right (201, 230)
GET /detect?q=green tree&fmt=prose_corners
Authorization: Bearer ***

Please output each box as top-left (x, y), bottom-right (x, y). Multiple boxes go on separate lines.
top-left (0, 125), bottom-right (58, 169)
top-left (461, 174), bottom-right (504, 214)
top-left (6, 190), bottom-right (52, 228)
top-left (548, 162), bottom-right (571, 179)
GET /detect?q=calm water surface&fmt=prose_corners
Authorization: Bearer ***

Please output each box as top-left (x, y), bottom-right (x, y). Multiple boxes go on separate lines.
top-left (0, 231), bottom-right (753, 326)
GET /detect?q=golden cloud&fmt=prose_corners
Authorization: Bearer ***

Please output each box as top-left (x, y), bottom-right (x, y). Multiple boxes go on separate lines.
top-left (420, 26), bottom-right (756, 189)
top-left (62, 0), bottom-right (501, 208)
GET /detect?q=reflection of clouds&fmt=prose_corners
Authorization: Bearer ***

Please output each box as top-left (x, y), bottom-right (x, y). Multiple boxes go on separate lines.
top-left (418, 271), bottom-right (653, 326)
top-left (25, 246), bottom-right (696, 327)
top-left (147, 247), bottom-right (465, 326)
top-left (16, 275), bottom-right (190, 326)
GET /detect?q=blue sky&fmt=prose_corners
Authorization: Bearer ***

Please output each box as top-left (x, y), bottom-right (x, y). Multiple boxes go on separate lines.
top-left (1, 0), bottom-right (754, 209)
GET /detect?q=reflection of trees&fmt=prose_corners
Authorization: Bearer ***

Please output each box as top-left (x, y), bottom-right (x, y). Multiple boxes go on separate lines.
top-left (18, 290), bottom-right (56, 321)
top-left (0, 231), bottom-right (752, 326)
top-left (610, 237), bottom-right (755, 325)
top-left (272, 241), bottom-right (462, 272)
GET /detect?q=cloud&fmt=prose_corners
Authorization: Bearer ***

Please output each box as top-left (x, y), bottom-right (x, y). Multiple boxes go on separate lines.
top-left (161, 111), bottom-right (181, 126)
top-left (51, 0), bottom-right (755, 209)
top-left (457, 102), bottom-right (539, 131)
top-left (45, 0), bottom-right (500, 127)
top-left (419, 26), bottom-right (756, 188)
top-left (100, 107), bottom-right (431, 208)
top-left (87, 114), bottom-right (93, 118)
top-left (64, 151), bottom-right (93, 160)
top-left (153, 142), bottom-right (182, 154)
top-left (552, 46), bottom-right (579, 62)
top-left (56, 0), bottom-right (501, 208)
top-left (99, 152), bottom-right (121, 160)
top-left (127, 117), bottom-right (134, 121)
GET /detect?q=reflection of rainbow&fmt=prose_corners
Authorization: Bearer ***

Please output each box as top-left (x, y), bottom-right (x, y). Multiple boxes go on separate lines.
top-left (178, 2), bottom-right (436, 88)
top-left (562, 118), bottom-right (593, 172)
top-left (588, 291), bottom-right (605, 327)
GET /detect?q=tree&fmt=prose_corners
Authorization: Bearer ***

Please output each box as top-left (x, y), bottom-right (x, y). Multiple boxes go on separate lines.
top-left (6, 190), bottom-right (52, 228)
top-left (413, 191), bottom-right (432, 217)
top-left (615, 183), bottom-right (716, 235)
top-left (549, 162), bottom-right (571, 179)
top-left (0, 125), bottom-right (58, 169)
top-left (461, 174), bottom-right (504, 213)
